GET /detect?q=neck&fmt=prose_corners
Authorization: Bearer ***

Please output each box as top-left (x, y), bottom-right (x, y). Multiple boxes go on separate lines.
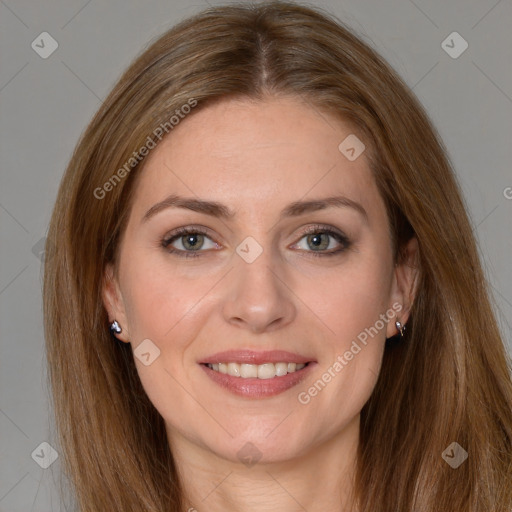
top-left (169, 415), bottom-right (360, 512)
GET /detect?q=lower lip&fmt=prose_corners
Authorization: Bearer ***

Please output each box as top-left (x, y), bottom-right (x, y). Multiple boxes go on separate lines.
top-left (200, 363), bottom-right (316, 398)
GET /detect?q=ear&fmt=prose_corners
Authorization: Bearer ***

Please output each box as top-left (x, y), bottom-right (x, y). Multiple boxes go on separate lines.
top-left (102, 263), bottom-right (130, 343)
top-left (386, 237), bottom-right (420, 338)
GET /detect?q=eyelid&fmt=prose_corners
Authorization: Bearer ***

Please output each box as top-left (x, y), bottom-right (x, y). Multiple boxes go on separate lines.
top-left (294, 223), bottom-right (348, 239)
top-left (161, 225), bottom-right (219, 253)
top-left (161, 225), bottom-right (214, 244)
top-left (288, 224), bottom-right (351, 255)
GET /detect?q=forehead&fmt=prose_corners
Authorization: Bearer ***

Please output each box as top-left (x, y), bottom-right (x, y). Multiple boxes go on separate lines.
top-left (129, 96), bottom-right (384, 224)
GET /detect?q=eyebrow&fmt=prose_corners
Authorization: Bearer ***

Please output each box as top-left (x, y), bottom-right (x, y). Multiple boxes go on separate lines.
top-left (141, 194), bottom-right (368, 223)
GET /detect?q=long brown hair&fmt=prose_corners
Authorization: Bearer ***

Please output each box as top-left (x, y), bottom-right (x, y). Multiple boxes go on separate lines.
top-left (43, 2), bottom-right (512, 510)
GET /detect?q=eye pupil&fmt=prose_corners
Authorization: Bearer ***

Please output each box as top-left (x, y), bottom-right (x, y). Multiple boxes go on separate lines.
top-left (183, 234), bottom-right (203, 250)
top-left (308, 233), bottom-right (328, 250)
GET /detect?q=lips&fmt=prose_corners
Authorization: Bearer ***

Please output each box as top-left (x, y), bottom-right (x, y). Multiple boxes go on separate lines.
top-left (199, 350), bottom-right (316, 398)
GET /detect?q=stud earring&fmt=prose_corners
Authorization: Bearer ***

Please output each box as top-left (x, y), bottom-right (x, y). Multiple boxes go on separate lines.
top-left (110, 320), bottom-right (122, 335)
top-left (395, 320), bottom-right (406, 338)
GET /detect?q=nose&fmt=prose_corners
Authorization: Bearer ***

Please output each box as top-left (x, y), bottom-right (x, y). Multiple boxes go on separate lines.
top-left (222, 248), bottom-right (296, 334)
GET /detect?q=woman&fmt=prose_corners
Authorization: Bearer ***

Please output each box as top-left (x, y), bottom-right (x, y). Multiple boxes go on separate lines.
top-left (43, 1), bottom-right (512, 511)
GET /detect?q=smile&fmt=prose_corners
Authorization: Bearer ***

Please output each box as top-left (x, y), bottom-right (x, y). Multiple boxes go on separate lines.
top-left (199, 350), bottom-right (316, 398)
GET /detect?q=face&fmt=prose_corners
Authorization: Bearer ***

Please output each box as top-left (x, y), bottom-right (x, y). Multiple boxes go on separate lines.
top-left (103, 96), bottom-right (417, 464)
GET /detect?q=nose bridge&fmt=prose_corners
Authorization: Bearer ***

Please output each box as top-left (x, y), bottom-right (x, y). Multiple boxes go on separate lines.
top-left (236, 240), bottom-right (280, 295)
top-left (222, 236), bottom-right (295, 332)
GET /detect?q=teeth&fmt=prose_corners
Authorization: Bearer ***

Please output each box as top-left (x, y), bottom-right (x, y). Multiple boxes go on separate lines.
top-left (257, 363), bottom-right (275, 379)
top-left (275, 362), bottom-right (288, 376)
top-left (207, 361), bottom-right (308, 379)
top-left (227, 362), bottom-right (241, 377)
top-left (240, 363), bottom-right (258, 378)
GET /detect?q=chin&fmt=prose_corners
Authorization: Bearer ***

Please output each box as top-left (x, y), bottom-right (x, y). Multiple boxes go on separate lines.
top-left (207, 423), bottom-right (315, 466)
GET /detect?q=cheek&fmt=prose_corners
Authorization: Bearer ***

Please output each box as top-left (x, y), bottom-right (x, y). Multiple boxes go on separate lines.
top-left (300, 249), bottom-right (393, 344)
top-left (119, 258), bottom-right (216, 428)
top-left (122, 259), bottom-right (210, 344)
top-left (293, 251), bottom-right (393, 416)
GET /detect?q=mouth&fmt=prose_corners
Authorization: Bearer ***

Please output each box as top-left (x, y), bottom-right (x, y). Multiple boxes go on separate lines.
top-left (199, 350), bottom-right (316, 398)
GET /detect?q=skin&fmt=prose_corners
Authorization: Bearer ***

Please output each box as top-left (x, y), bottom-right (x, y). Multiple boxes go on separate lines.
top-left (103, 96), bottom-right (418, 511)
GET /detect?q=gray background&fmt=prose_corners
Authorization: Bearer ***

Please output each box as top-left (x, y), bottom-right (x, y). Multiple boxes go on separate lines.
top-left (1, 0), bottom-right (511, 510)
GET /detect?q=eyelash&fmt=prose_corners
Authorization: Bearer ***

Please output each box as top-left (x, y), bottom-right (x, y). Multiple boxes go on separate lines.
top-left (161, 224), bottom-right (351, 259)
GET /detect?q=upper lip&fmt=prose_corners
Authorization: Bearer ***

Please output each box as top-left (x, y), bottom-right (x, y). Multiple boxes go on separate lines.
top-left (200, 350), bottom-right (315, 365)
